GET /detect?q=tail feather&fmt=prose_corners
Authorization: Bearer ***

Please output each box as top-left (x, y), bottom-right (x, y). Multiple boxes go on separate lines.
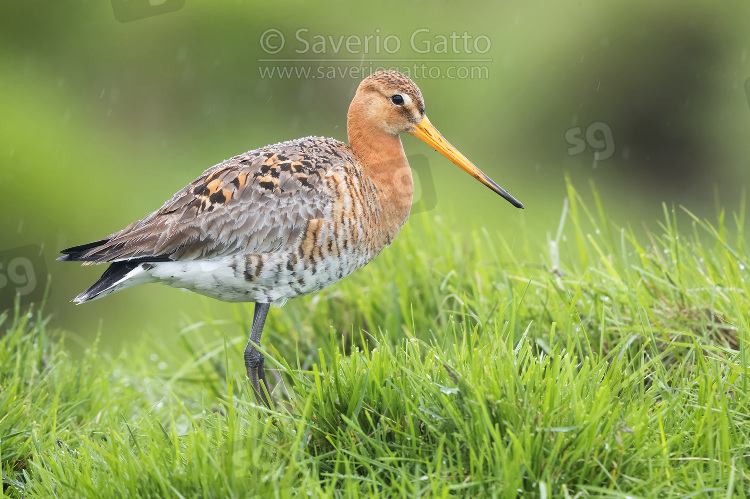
top-left (73, 260), bottom-right (152, 304)
top-left (58, 239), bottom-right (110, 262)
top-left (60, 238), bottom-right (171, 303)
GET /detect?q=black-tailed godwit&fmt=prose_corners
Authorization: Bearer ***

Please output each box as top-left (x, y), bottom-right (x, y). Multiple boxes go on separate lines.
top-left (59, 70), bottom-right (523, 406)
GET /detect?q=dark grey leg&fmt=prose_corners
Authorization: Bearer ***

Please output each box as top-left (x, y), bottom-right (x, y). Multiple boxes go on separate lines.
top-left (244, 302), bottom-right (272, 407)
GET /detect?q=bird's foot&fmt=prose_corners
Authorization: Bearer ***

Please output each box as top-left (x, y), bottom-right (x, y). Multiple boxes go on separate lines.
top-left (247, 358), bottom-right (274, 409)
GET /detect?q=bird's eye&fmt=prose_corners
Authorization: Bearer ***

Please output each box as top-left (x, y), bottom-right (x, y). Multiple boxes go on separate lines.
top-left (391, 94), bottom-right (404, 105)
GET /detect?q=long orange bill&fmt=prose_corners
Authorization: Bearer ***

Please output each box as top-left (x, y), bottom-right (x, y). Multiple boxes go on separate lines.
top-left (409, 116), bottom-right (523, 209)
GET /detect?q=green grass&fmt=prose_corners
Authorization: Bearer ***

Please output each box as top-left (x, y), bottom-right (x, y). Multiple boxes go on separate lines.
top-left (2, 181), bottom-right (750, 497)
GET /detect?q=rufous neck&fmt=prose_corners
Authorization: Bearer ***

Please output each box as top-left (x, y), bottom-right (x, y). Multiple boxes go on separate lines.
top-left (347, 100), bottom-right (413, 239)
top-left (347, 100), bottom-right (407, 166)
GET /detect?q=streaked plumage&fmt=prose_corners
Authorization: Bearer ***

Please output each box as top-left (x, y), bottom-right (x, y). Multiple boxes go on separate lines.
top-left (61, 137), bottom-right (395, 306)
top-left (60, 70), bottom-right (522, 406)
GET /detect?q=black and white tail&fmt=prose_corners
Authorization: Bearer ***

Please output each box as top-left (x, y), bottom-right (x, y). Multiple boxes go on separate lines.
top-left (58, 240), bottom-right (163, 304)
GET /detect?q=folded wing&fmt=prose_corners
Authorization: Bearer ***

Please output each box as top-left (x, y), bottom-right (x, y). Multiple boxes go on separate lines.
top-left (60, 137), bottom-right (349, 264)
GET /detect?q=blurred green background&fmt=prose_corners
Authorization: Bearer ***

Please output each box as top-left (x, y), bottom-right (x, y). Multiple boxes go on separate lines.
top-left (1, 1), bottom-right (749, 351)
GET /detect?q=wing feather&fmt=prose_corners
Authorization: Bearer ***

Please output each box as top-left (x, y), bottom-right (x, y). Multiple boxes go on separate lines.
top-left (72, 137), bottom-right (353, 264)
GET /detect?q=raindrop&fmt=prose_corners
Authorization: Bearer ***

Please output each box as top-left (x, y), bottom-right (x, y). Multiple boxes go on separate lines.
top-left (439, 386), bottom-right (459, 395)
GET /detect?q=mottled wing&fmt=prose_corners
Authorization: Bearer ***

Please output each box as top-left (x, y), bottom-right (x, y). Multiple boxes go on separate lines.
top-left (74, 138), bottom-right (350, 263)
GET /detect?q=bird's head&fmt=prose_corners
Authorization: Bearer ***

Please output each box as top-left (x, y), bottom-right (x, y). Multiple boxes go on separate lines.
top-left (349, 70), bottom-right (523, 209)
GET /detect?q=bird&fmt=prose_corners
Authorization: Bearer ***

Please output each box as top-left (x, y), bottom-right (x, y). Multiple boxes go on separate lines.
top-left (58, 70), bottom-right (523, 407)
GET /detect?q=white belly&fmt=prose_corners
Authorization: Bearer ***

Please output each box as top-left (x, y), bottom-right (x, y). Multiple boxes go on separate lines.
top-left (144, 246), bottom-right (378, 306)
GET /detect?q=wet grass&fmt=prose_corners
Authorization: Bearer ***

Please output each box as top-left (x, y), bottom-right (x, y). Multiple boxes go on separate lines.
top-left (2, 181), bottom-right (749, 497)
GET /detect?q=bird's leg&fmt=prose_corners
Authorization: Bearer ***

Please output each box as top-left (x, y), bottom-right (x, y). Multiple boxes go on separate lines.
top-left (244, 302), bottom-right (273, 408)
